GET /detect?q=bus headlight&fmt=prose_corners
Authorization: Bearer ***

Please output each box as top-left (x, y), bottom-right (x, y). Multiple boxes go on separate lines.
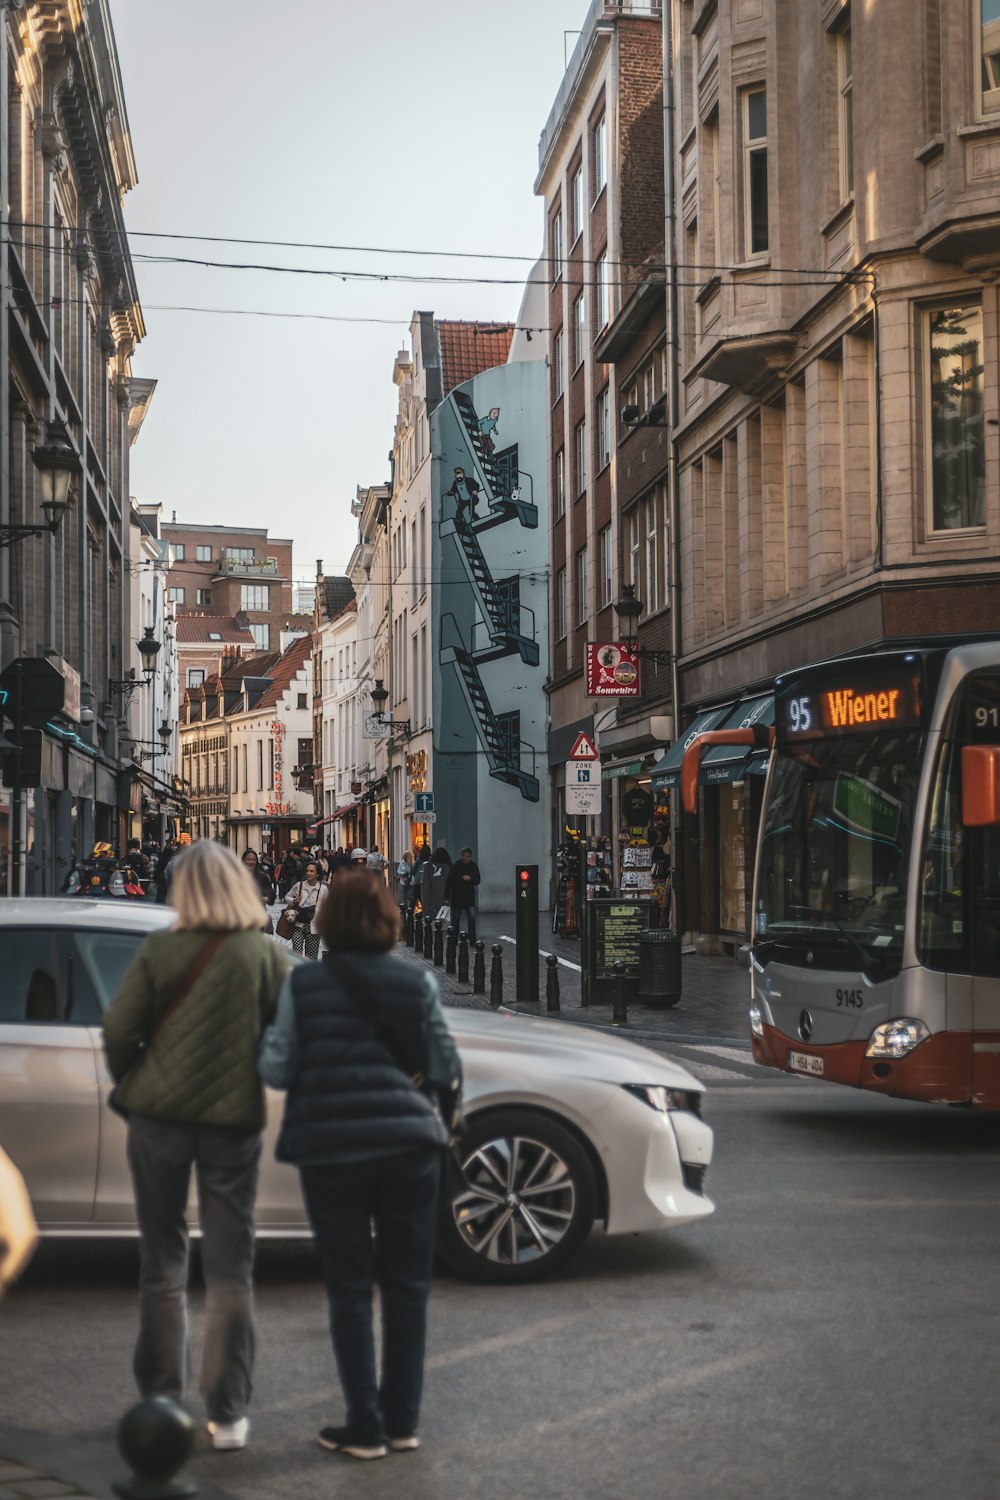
top-left (865, 1019), bottom-right (931, 1059)
top-left (749, 1005), bottom-right (764, 1038)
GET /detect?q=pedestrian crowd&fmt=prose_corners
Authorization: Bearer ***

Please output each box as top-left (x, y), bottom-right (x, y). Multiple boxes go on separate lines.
top-left (99, 834), bottom-right (475, 1461)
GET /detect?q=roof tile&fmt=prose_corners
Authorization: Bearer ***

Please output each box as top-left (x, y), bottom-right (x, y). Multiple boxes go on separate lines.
top-left (437, 321), bottom-right (513, 396)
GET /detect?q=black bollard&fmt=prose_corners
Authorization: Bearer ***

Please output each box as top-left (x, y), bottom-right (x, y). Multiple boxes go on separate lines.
top-left (114, 1397), bottom-right (196, 1500)
top-left (473, 939), bottom-right (486, 994)
top-left (612, 959), bottom-right (629, 1026)
top-left (490, 942), bottom-right (504, 1008)
top-left (458, 930), bottom-right (470, 984)
top-left (433, 919), bottom-right (445, 967)
top-left (546, 953), bottom-right (561, 1013)
top-left (424, 912), bottom-right (434, 960)
top-left (405, 903), bottom-right (415, 947)
top-left (446, 924), bottom-right (457, 974)
top-left (414, 910), bottom-right (424, 952)
top-left (399, 902), bottom-right (407, 943)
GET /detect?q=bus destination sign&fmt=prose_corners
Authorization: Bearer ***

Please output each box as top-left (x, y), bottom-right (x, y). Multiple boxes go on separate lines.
top-left (777, 667), bottom-right (922, 742)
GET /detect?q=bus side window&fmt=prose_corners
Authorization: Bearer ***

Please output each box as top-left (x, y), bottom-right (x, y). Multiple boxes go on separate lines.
top-left (963, 672), bottom-right (1000, 977)
top-left (918, 738), bottom-right (968, 971)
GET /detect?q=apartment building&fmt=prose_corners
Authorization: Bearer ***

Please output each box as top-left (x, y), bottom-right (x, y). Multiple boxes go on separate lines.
top-left (161, 521), bottom-right (294, 655)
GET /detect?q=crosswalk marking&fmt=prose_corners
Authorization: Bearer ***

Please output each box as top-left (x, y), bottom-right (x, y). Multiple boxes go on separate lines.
top-left (677, 1061), bottom-right (752, 1082)
top-left (683, 1043), bottom-right (753, 1065)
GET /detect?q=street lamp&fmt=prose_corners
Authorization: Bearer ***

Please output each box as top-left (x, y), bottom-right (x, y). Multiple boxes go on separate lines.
top-left (137, 627), bottom-right (162, 679)
top-left (369, 678), bottom-right (410, 736)
top-left (613, 583), bottom-right (644, 643)
top-left (1, 422), bottom-right (81, 546)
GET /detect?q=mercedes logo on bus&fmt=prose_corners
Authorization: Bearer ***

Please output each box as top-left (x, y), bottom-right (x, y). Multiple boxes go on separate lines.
top-left (798, 1010), bottom-right (814, 1042)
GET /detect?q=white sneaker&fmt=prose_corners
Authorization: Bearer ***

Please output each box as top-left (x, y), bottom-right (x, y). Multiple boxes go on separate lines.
top-left (208, 1417), bottom-right (249, 1451)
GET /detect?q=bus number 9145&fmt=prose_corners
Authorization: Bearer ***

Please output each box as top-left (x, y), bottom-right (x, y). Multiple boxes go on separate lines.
top-left (836, 989), bottom-right (863, 1008)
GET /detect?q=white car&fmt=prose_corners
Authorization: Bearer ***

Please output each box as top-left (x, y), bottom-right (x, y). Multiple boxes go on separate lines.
top-left (0, 900), bottom-right (713, 1283)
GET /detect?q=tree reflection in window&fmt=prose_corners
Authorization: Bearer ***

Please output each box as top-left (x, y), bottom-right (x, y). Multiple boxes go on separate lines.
top-left (929, 306), bottom-right (984, 531)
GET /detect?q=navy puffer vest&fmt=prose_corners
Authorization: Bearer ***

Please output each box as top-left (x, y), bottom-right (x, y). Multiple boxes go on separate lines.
top-left (276, 950), bottom-right (448, 1166)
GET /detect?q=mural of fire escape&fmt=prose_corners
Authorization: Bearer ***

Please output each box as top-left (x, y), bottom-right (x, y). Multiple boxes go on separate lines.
top-left (439, 390), bottom-right (541, 802)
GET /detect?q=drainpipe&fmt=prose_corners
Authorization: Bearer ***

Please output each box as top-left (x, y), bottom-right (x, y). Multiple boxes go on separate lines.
top-left (663, 1), bottom-right (681, 727)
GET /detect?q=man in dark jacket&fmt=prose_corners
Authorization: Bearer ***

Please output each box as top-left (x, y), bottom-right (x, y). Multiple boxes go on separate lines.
top-left (444, 847), bottom-right (481, 943)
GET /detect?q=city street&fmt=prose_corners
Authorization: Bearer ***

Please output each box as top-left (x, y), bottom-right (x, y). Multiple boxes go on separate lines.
top-left (3, 1034), bottom-right (999, 1500)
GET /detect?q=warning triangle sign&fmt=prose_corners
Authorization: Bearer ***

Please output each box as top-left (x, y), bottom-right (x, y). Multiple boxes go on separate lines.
top-left (568, 732), bottom-right (598, 761)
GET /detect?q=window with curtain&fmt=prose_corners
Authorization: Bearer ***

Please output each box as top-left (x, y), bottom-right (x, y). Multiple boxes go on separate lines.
top-left (927, 305), bottom-right (985, 532)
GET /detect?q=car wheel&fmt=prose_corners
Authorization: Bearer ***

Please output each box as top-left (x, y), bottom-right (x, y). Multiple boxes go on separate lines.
top-left (438, 1110), bottom-right (597, 1284)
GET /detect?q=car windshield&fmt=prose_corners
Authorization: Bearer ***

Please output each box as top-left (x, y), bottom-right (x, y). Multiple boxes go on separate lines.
top-left (755, 729), bottom-right (924, 976)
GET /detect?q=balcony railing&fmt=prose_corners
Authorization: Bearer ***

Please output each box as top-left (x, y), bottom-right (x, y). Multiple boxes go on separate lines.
top-left (217, 556), bottom-right (281, 577)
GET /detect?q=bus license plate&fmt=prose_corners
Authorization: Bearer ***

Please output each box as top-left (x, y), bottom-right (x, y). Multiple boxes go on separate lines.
top-left (788, 1050), bottom-right (824, 1076)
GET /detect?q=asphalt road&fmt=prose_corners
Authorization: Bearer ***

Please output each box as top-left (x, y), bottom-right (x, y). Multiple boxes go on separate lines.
top-left (3, 1043), bottom-right (1000, 1500)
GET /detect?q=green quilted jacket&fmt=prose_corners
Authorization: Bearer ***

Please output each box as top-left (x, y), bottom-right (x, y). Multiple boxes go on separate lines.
top-left (102, 929), bottom-right (291, 1131)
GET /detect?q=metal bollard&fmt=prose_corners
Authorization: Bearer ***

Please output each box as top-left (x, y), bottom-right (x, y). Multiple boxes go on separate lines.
top-left (546, 953), bottom-right (561, 1013)
top-left (414, 910), bottom-right (424, 952)
top-left (457, 930), bottom-right (470, 984)
top-left (399, 902), bottom-right (407, 943)
top-left (446, 924), bottom-right (457, 974)
top-left (490, 942), bottom-right (504, 1008)
top-left (433, 919), bottom-right (444, 967)
top-left (424, 913), bottom-right (434, 961)
top-left (115, 1397), bottom-right (197, 1500)
top-left (473, 940), bottom-right (486, 994)
top-left (405, 903), bottom-right (415, 947)
top-left (612, 959), bottom-right (629, 1026)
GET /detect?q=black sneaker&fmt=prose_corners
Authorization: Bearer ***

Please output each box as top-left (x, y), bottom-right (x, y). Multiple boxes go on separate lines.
top-left (317, 1426), bottom-right (387, 1461)
top-left (387, 1433), bottom-right (420, 1452)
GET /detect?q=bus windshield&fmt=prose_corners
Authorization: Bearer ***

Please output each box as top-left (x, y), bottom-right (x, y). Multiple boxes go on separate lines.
top-left (755, 730), bottom-right (924, 976)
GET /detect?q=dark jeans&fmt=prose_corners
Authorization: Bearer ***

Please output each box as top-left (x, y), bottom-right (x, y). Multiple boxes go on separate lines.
top-left (452, 904), bottom-right (476, 943)
top-left (300, 1149), bottom-right (441, 1444)
top-left (126, 1114), bottom-right (261, 1423)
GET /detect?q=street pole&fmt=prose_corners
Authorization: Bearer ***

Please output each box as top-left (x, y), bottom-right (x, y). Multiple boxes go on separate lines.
top-left (11, 658), bottom-right (23, 896)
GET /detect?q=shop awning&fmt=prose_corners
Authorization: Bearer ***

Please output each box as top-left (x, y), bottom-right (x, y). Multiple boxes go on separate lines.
top-left (329, 801), bottom-right (361, 821)
top-left (650, 705), bottom-right (733, 790)
top-left (700, 696), bottom-right (775, 784)
top-left (306, 812), bottom-right (340, 831)
top-left (601, 758), bottom-right (644, 782)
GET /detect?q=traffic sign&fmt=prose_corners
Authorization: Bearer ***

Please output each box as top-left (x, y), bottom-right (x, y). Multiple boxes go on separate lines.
top-left (565, 759), bottom-right (602, 815)
top-left (414, 791), bottom-right (435, 814)
top-left (568, 731), bottom-right (598, 761)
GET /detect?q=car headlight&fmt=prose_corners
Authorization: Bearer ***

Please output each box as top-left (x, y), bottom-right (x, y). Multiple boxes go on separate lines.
top-left (623, 1083), bottom-right (701, 1117)
top-left (864, 1018), bottom-right (931, 1059)
top-left (749, 1004), bottom-right (763, 1038)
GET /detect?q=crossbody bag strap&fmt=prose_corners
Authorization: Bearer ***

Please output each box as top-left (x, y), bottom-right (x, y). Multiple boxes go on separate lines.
top-left (151, 933), bottom-right (228, 1044)
top-left (326, 954), bottom-right (425, 1088)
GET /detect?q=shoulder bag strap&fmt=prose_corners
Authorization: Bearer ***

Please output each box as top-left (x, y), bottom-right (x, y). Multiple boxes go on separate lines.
top-left (326, 954), bottom-right (425, 1087)
top-left (151, 933), bottom-right (228, 1044)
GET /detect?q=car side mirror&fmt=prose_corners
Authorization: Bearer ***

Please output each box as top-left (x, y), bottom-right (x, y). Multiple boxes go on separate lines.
top-left (961, 745), bottom-right (1000, 826)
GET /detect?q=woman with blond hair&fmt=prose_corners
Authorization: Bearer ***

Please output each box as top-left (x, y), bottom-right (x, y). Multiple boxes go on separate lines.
top-left (102, 842), bottom-right (290, 1454)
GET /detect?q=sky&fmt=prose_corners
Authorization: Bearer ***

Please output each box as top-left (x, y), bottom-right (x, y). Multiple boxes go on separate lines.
top-left (111, 0), bottom-right (591, 592)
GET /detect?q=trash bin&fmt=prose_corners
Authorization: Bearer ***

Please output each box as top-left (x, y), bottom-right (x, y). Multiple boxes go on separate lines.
top-left (637, 929), bottom-right (682, 1008)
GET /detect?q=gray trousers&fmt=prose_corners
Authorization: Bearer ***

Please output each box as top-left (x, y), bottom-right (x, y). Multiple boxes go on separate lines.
top-left (126, 1114), bottom-right (261, 1423)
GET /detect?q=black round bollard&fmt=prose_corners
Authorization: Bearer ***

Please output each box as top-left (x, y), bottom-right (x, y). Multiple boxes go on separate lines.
top-left (457, 930), bottom-right (470, 984)
top-left (612, 959), bottom-right (629, 1027)
top-left (473, 939), bottom-right (486, 994)
top-left (114, 1397), bottom-right (196, 1500)
top-left (433, 919), bottom-right (444, 966)
top-left (423, 912), bottom-right (434, 960)
top-left (545, 953), bottom-right (561, 1013)
top-left (446, 924), bottom-right (457, 974)
top-left (399, 902), bottom-right (407, 942)
top-left (405, 904), bottom-right (415, 947)
top-left (490, 942), bottom-right (504, 1008)
top-left (414, 910), bottom-right (424, 952)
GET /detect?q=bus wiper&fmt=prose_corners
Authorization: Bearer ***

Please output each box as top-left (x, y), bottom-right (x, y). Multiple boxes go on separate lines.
top-left (789, 905), bottom-right (881, 977)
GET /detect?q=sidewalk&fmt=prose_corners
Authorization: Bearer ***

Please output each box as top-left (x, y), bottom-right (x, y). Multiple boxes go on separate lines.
top-left (0, 1427), bottom-right (236, 1500)
top-left (405, 909), bottom-right (753, 1046)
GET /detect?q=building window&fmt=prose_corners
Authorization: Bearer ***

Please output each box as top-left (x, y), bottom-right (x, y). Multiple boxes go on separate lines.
top-left (742, 87), bottom-right (768, 256)
top-left (927, 305), bottom-right (985, 532)
top-left (553, 328), bottom-right (565, 400)
top-left (597, 387), bottom-right (611, 471)
top-left (551, 209), bottom-right (563, 279)
top-left (572, 294), bottom-right (585, 369)
top-left (576, 546), bottom-right (589, 625)
top-left (554, 449), bottom-right (566, 519)
top-left (645, 491), bottom-right (659, 614)
top-left (593, 114), bottom-right (607, 199)
top-left (251, 623), bottom-right (270, 650)
top-left (627, 506), bottom-right (641, 592)
top-left (599, 524), bottom-right (613, 609)
top-left (196, 588), bottom-right (211, 606)
top-left (187, 669), bottom-right (205, 689)
top-left (838, 24), bottom-right (854, 199)
top-left (169, 587), bottom-right (185, 604)
top-left (226, 547), bottom-right (254, 563)
top-left (980, 0), bottom-right (1000, 114)
top-left (196, 544), bottom-right (212, 562)
top-left (172, 543), bottom-right (185, 561)
top-left (297, 693), bottom-right (308, 710)
top-left (556, 566), bottom-right (568, 639)
top-left (241, 584), bottom-right (269, 611)
top-left (595, 251), bottom-right (609, 330)
top-left (570, 166), bottom-right (583, 242)
top-left (574, 419), bottom-right (587, 495)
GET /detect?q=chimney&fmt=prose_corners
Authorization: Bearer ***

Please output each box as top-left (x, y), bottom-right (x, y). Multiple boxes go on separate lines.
top-left (316, 558), bottom-right (323, 581)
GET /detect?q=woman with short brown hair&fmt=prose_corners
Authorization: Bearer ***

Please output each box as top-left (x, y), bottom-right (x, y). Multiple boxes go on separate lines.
top-left (259, 869), bottom-right (461, 1461)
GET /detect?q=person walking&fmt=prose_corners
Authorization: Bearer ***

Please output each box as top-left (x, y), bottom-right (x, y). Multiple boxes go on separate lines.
top-left (241, 849), bottom-right (276, 933)
top-left (421, 846), bottom-right (452, 921)
top-left (284, 860), bottom-right (326, 958)
top-left (258, 870), bottom-right (461, 1460)
top-left (395, 850), bottom-right (415, 908)
top-left (366, 846), bottom-right (388, 877)
top-left (101, 843), bottom-right (289, 1452)
top-left (444, 847), bottom-right (481, 943)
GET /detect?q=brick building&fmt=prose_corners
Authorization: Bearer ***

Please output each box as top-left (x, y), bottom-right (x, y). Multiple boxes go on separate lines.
top-left (161, 522), bottom-right (294, 655)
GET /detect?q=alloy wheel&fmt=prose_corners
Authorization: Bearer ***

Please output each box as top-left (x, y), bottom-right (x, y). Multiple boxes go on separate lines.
top-left (451, 1133), bottom-right (577, 1266)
